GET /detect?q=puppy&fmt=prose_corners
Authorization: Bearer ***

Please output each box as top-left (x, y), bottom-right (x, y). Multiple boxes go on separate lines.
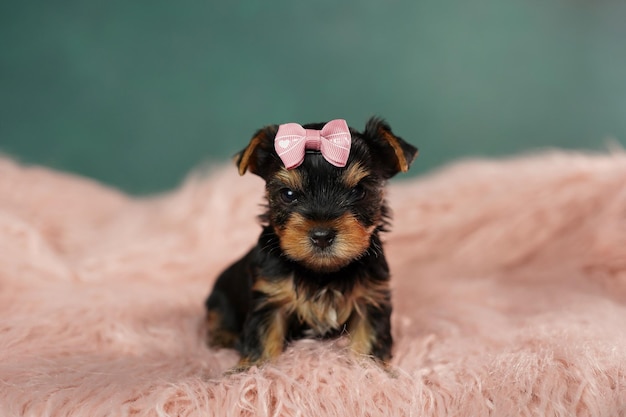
top-left (205, 117), bottom-right (418, 369)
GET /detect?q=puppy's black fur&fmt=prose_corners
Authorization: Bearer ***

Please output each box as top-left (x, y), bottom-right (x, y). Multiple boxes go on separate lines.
top-left (205, 117), bottom-right (418, 369)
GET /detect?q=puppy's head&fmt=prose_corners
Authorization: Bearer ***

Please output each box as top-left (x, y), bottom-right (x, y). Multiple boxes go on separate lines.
top-left (236, 117), bottom-right (418, 272)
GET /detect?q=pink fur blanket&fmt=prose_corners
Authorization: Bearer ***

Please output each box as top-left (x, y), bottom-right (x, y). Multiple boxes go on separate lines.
top-left (1, 151), bottom-right (625, 416)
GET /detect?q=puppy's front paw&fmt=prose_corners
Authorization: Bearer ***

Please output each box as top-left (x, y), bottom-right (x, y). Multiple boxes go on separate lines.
top-left (224, 357), bottom-right (262, 375)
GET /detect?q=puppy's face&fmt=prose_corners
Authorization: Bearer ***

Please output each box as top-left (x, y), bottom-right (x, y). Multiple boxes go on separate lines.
top-left (265, 150), bottom-right (384, 272)
top-left (236, 117), bottom-right (418, 272)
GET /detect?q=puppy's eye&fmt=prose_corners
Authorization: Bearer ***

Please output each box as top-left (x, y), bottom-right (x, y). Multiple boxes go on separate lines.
top-left (350, 184), bottom-right (366, 201)
top-left (279, 188), bottom-right (298, 204)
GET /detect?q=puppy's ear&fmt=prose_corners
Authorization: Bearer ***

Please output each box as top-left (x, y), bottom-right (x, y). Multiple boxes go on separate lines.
top-left (235, 125), bottom-right (280, 178)
top-left (364, 117), bottom-right (418, 178)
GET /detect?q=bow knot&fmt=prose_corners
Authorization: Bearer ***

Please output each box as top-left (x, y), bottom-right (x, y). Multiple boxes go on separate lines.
top-left (274, 119), bottom-right (351, 169)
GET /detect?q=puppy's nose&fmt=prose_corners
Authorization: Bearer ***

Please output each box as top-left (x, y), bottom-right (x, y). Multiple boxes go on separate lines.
top-left (309, 228), bottom-right (336, 249)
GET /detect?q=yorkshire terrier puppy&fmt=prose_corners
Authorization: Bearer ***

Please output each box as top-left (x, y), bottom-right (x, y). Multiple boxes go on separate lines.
top-left (205, 117), bottom-right (418, 369)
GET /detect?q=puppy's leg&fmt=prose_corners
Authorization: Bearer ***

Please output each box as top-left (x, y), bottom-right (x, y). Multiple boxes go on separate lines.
top-left (347, 302), bottom-right (393, 364)
top-left (205, 251), bottom-right (254, 348)
top-left (235, 303), bottom-right (287, 370)
top-left (205, 290), bottom-right (240, 348)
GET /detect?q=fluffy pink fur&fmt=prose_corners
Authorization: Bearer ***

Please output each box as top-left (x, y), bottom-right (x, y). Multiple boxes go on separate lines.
top-left (1, 151), bottom-right (625, 416)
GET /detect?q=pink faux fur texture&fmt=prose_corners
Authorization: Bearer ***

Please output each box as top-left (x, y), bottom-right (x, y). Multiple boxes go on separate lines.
top-left (1, 151), bottom-right (626, 417)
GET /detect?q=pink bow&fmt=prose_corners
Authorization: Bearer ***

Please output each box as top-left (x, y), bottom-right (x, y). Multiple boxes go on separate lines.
top-left (274, 119), bottom-right (352, 169)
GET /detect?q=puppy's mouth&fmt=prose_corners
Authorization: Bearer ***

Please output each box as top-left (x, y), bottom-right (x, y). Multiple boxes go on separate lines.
top-left (276, 213), bottom-right (375, 272)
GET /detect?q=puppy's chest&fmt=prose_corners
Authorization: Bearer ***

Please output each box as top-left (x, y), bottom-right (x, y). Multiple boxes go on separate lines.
top-left (256, 277), bottom-right (362, 335)
top-left (292, 287), bottom-right (355, 335)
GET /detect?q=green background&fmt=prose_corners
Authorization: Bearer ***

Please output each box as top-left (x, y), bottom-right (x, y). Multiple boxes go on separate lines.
top-left (1, 0), bottom-right (625, 194)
